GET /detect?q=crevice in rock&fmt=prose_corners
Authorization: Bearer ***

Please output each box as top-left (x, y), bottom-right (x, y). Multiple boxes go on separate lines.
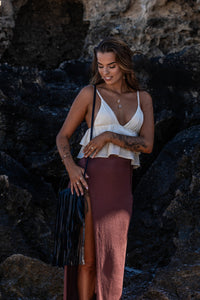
top-left (1, 0), bottom-right (89, 69)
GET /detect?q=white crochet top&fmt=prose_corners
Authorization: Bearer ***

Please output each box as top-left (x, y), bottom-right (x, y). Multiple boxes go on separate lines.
top-left (77, 89), bottom-right (144, 168)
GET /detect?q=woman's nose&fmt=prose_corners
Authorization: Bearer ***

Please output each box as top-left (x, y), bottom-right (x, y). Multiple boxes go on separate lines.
top-left (103, 67), bottom-right (109, 75)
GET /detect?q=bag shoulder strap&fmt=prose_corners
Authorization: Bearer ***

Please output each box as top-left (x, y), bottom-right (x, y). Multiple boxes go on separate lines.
top-left (89, 84), bottom-right (96, 141)
top-left (83, 85), bottom-right (96, 176)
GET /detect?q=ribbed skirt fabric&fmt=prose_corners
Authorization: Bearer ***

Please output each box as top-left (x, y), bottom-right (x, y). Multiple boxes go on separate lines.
top-left (63, 155), bottom-right (133, 300)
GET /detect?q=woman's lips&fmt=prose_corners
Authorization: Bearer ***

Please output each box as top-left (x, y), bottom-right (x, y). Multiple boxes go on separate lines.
top-left (104, 76), bottom-right (112, 81)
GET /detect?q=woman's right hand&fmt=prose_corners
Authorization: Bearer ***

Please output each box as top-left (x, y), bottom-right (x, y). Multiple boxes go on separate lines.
top-left (67, 164), bottom-right (89, 196)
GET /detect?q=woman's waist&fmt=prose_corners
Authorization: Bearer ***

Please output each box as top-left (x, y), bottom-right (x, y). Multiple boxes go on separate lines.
top-left (78, 155), bottom-right (132, 171)
top-left (77, 146), bottom-right (140, 167)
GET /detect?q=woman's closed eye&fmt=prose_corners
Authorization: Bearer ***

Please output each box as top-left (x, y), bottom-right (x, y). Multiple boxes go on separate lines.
top-left (98, 65), bottom-right (116, 69)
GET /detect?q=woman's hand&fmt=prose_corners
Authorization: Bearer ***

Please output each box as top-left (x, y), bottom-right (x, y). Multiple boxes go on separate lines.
top-left (83, 132), bottom-right (109, 158)
top-left (67, 164), bottom-right (89, 196)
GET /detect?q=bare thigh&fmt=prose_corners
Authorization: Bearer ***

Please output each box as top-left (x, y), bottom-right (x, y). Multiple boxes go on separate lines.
top-left (82, 192), bottom-right (96, 268)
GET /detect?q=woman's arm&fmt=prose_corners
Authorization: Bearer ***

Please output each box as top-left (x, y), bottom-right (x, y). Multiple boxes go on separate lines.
top-left (106, 133), bottom-right (150, 153)
top-left (56, 85), bottom-right (94, 195)
top-left (83, 91), bottom-right (154, 157)
top-left (107, 91), bottom-right (154, 153)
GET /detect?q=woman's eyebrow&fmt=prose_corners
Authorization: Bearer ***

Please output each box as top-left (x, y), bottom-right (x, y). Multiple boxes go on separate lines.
top-left (97, 61), bottom-right (116, 65)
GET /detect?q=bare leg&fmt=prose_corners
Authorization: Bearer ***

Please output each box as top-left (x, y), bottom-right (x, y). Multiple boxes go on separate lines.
top-left (78, 194), bottom-right (96, 300)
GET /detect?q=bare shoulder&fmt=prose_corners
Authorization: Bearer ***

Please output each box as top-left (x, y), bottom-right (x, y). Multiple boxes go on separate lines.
top-left (77, 84), bottom-right (95, 104)
top-left (139, 90), bottom-right (153, 109)
top-left (139, 90), bottom-right (152, 102)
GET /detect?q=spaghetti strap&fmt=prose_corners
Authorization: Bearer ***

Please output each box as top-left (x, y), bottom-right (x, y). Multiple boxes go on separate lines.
top-left (96, 89), bottom-right (103, 101)
top-left (137, 91), bottom-right (140, 107)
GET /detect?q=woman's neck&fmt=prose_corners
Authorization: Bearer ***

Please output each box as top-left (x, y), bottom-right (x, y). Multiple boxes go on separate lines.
top-left (101, 85), bottom-right (131, 95)
top-left (101, 80), bottom-right (129, 95)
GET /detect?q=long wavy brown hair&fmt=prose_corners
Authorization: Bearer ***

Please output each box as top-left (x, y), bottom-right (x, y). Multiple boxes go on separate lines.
top-left (90, 37), bottom-right (140, 91)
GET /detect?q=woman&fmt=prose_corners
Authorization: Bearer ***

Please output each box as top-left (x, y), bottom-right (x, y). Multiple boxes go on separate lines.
top-left (56, 37), bottom-right (154, 300)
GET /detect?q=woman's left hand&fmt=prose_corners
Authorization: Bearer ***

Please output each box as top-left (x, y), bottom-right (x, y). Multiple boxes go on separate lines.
top-left (83, 132), bottom-right (110, 158)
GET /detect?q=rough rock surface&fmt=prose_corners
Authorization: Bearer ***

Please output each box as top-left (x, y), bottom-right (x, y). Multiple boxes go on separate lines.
top-left (1, 0), bottom-right (200, 67)
top-left (0, 44), bottom-right (199, 183)
top-left (0, 0), bottom-right (89, 68)
top-left (0, 1), bottom-right (200, 298)
top-left (82, 0), bottom-right (200, 59)
top-left (125, 126), bottom-right (200, 299)
top-left (0, 154), bottom-right (56, 263)
top-left (131, 44), bottom-right (200, 185)
top-left (0, 254), bottom-right (63, 300)
top-left (0, 62), bottom-right (88, 185)
top-left (0, 39), bottom-right (200, 297)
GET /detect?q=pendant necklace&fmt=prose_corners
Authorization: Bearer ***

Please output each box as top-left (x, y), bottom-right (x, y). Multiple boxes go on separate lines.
top-left (117, 99), bottom-right (122, 109)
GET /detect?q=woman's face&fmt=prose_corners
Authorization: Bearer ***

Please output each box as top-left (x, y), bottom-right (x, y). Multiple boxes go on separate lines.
top-left (97, 51), bottom-right (123, 85)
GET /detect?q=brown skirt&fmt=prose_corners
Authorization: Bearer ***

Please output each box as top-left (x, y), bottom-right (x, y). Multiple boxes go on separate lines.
top-left (63, 155), bottom-right (133, 300)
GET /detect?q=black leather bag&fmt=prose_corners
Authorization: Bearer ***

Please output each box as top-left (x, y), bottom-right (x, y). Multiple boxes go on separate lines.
top-left (52, 85), bottom-right (96, 268)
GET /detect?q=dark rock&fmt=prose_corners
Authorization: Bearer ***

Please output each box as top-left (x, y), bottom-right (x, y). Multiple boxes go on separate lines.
top-left (0, 34), bottom-right (199, 299)
top-left (0, 153), bottom-right (57, 263)
top-left (122, 267), bottom-right (153, 299)
top-left (1, 0), bottom-right (89, 69)
top-left (0, 254), bottom-right (63, 300)
top-left (137, 264), bottom-right (200, 300)
top-left (0, 63), bottom-right (84, 186)
top-left (132, 46), bottom-right (200, 187)
top-left (1, 0), bottom-right (200, 66)
top-left (126, 125), bottom-right (200, 298)
top-left (133, 45), bottom-right (200, 134)
top-left (0, 175), bottom-right (34, 263)
top-left (59, 60), bottom-right (92, 85)
top-left (0, 151), bottom-right (56, 205)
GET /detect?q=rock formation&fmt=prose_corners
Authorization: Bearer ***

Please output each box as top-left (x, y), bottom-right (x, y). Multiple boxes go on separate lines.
top-left (0, 0), bottom-right (200, 298)
top-left (82, 0), bottom-right (200, 59)
top-left (0, 0), bottom-right (89, 68)
top-left (124, 126), bottom-right (200, 299)
top-left (0, 254), bottom-right (63, 299)
top-left (1, 0), bottom-right (200, 67)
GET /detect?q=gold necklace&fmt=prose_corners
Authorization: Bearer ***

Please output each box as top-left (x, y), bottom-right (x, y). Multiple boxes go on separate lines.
top-left (117, 99), bottom-right (122, 109)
